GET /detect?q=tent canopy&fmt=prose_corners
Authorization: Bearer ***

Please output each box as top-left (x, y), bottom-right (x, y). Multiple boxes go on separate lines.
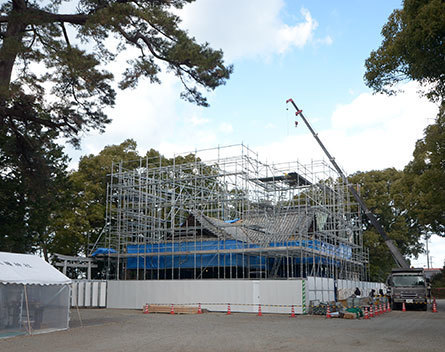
top-left (0, 252), bottom-right (71, 285)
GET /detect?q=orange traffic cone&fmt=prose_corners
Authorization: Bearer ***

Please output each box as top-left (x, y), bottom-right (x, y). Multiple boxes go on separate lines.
top-left (326, 305), bottom-right (331, 319)
top-left (143, 303), bottom-right (149, 314)
top-left (197, 303), bottom-right (202, 314)
top-left (370, 305), bottom-right (374, 318)
top-left (364, 307), bottom-right (369, 319)
top-left (258, 304), bottom-right (262, 317)
top-left (432, 298), bottom-right (437, 313)
top-left (170, 304), bottom-right (175, 315)
top-left (227, 303), bottom-right (232, 315)
top-left (402, 301), bottom-right (406, 312)
top-left (387, 302), bottom-right (391, 313)
top-left (290, 305), bottom-right (296, 318)
top-left (383, 303), bottom-right (387, 313)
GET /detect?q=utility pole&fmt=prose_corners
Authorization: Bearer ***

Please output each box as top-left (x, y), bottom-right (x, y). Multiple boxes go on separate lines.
top-left (426, 236), bottom-right (430, 269)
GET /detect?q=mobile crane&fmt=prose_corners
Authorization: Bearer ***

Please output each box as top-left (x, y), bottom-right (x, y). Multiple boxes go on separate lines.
top-left (286, 99), bottom-right (428, 310)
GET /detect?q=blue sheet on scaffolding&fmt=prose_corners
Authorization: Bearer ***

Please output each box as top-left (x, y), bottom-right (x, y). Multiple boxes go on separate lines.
top-left (126, 239), bottom-right (352, 269)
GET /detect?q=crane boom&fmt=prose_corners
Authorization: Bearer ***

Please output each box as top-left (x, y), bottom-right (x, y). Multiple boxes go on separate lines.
top-left (286, 98), bottom-right (409, 269)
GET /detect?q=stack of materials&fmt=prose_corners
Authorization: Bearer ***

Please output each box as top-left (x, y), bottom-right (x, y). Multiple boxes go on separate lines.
top-left (145, 304), bottom-right (206, 314)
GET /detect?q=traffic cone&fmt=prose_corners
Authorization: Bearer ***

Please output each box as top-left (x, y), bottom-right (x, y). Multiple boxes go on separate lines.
top-left (369, 305), bottom-right (374, 318)
top-left (326, 305), bottom-right (331, 319)
top-left (290, 305), bottom-right (296, 318)
top-left (143, 303), bottom-right (149, 314)
top-left (432, 298), bottom-right (437, 313)
top-left (387, 302), bottom-right (391, 313)
top-left (258, 304), bottom-right (262, 317)
top-left (197, 303), bottom-right (202, 314)
top-left (364, 307), bottom-right (369, 319)
top-left (382, 303), bottom-right (386, 313)
top-left (227, 303), bottom-right (231, 315)
top-left (170, 304), bottom-right (175, 315)
top-left (402, 301), bottom-right (406, 312)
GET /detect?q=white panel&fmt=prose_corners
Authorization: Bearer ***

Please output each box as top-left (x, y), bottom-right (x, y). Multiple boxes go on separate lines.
top-left (307, 276), bottom-right (316, 290)
top-left (92, 281), bottom-right (99, 307)
top-left (328, 279), bottom-right (334, 291)
top-left (315, 277), bottom-right (323, 290)
top-left (77, 281), bottom-right (85, 306)
top-left (259, 280), bottom-right (301, 314)
top-left (84, 281), bottom-right (91, 307)
top-left (71, 282), bottom-right (78, 306)
top-left (107, 280), bottom-right (304, 314)
top-left (99, 282), bottom-right (107, 307)
top-left (308, 291), bottom-right (316, 302)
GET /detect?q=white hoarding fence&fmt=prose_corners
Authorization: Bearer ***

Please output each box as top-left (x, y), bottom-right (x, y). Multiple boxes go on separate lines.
top-left (71, 280), bottom-right (107, 308)
top-left (307, 277), bottom-right (386, 302)
top-left (107, 279), bottom-right (307, 314)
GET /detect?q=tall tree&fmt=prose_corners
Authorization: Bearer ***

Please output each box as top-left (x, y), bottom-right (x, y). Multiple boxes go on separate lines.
top-left (0, 0), bottom-right (232, 147)
top-left (399, 107), bottom-right (445, 237)
top-left (0, 98), bottom-right (70, 259)
top-left (364, 0), bottom-right (445, 102)
top-left (349, 169), bottom-right (423, 281)
top-left (56, 139), bottom-right (141, 256)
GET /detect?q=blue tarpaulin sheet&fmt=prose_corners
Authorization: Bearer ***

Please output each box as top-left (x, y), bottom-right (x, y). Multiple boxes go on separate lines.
top-left (91, 248), bottom-right (117, 256)
top-left (126, 239), bottom-right (351, 269)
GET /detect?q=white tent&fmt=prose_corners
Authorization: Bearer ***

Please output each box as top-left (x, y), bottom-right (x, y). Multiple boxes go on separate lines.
top-left (0, 252), bottom-right (71, 338)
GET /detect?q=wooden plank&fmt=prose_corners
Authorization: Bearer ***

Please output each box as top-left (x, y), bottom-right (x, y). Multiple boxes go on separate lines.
top-left (146, 305), bottom-right (206, 314)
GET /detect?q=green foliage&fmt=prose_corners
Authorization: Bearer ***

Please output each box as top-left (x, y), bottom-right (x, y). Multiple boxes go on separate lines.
top-left (0, 96), bottom-right (70, 259)
top-left (59, 139), bottom-right (141, 255)
top-left (364, 0), bottom-right (445, 102)
top-left (399, 106), bottom-right (445, 236)
top-left (0, 0), bottom-right (232, 146)
top-left (348, 169), bottom-right (423, 281)
top-left (431, 267), bottom-right (445, 288)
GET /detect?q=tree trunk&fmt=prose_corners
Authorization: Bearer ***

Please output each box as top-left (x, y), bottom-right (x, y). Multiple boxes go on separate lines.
top-left (0, 0), bottom-right (27, 92)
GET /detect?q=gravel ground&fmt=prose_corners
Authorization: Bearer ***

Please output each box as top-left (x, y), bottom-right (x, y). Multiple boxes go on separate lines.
top-left (1, 300), bottom-right (444, 352)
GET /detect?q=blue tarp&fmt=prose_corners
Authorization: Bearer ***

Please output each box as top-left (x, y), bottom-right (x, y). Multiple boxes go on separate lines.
top-left (126, 239), bottom-right (352, 269)
top-left (91, 248), bottom-right (117, 256)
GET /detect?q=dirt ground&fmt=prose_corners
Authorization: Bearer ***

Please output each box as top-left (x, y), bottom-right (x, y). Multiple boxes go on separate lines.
top-left (1, 300), bottom-right (444, 352)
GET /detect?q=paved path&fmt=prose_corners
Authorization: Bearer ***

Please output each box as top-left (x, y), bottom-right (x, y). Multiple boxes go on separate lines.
top-left (1, 300), bottom-right (444, 352)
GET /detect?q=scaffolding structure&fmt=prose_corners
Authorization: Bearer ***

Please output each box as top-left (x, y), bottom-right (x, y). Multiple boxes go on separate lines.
top-left (102, 144), bottom-right (369, 281)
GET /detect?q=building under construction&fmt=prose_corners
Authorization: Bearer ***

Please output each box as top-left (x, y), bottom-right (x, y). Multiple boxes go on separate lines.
top-left (100, 144), bottom-right (369, 281)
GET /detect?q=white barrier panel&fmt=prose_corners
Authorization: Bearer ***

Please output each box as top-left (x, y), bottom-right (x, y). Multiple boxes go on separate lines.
top-left (71, 280), bottom-right (107, 308)
top-left (307, 277), bottom-right (335, 302)
top-left (308, 277), bottom-right (386, 301)
top-left (107, 280), bottom-right (306, 314)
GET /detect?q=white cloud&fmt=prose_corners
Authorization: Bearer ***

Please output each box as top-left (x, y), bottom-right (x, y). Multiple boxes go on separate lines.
top-left (256, 82), bottom-right (439, 174)
top-left (179, 1), bottom-right (327, 61)
top-left (276, 8), bottom-right (318, 53)
top-left (187, 115), bottom-right (210, 126)
top-left (219, 122), bottom-right (233, 133)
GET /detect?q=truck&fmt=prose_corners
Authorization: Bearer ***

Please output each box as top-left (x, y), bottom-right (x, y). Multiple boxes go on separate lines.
top-left (286, 98), bottom-right (428, 310)
top-left (387, 268), bottom-right (428, 310)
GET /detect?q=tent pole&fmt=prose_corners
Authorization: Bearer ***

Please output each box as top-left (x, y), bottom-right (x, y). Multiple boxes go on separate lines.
top-left (76, 303), bottom-right (83, 328)
top-left (23, 284), bottom-right (33, 336)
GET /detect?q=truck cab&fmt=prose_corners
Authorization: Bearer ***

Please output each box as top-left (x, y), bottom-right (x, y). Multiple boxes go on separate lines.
top-left (387, 268), bottom-right (428, 311)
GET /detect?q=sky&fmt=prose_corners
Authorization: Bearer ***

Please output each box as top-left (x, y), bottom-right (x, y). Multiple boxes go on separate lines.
top-left (63, 0), bottom-right (443, 268)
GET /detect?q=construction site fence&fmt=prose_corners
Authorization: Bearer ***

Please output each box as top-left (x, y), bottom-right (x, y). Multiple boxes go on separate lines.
top-left (71, 280), bottom-right (107, 308)
top-left (105, 278), bottom-right (385, 314)
top-left (307, 277), bottom-right (386, 301)
top-left (107, 279), bottom-right (306, 314)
